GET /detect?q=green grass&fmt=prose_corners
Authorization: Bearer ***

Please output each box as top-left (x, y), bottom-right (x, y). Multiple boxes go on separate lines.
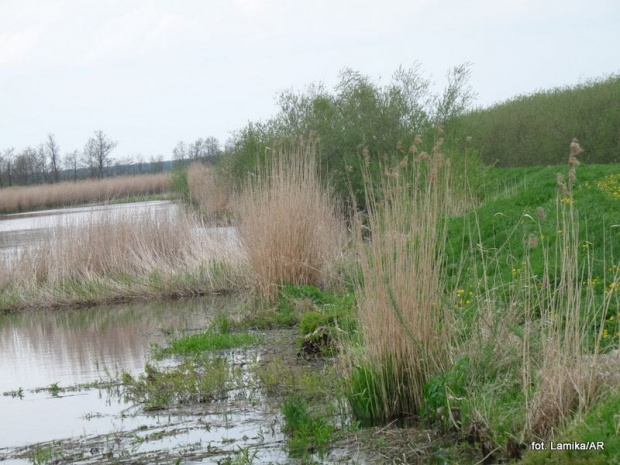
top-left (120, 359), bottom-right (240, 410)
top-left (156, 332), bottom-right (263, 356)
top-left (446, 163), bottom-right (620, 294)
top-left (281, 396), bottom-right (335, 457)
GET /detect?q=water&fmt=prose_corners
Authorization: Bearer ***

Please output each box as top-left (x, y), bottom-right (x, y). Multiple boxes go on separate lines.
top-left (0, 297), bottom-right (295, 464)
top-left (0, 201), bottom-right (179, 257)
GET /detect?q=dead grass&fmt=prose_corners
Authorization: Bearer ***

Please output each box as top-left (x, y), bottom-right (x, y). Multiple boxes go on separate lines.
top-left (235, 137), bottom-right (345, 301)
top-left (0, 173), bottom-right (170, 213)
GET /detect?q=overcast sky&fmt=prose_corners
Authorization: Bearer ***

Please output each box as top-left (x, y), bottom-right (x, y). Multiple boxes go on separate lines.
top-left (1, 0), bottom-right (619, 162)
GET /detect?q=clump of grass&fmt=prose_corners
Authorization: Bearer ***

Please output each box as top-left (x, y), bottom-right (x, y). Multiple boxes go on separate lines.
top-left (348, 135), bottom-right (454, 422)
top-left (235, 136), bottom-right (346, 300)
top-left (521, 387), bottom-right (620, 464)
top-left (120, 358), bottom-right (240, 410)
top-left (187, 162), bottom-right (231, 223)
top-left (155, 332), bottom-right (263, 356)
top-left (281, 396), bottom-right (335, 457)
top-left (525, 139), bottom-right (602, 439)
top-left (441, 139), bottom-right (617, 459)
top-left (0, 173), bottom-right (170, 213)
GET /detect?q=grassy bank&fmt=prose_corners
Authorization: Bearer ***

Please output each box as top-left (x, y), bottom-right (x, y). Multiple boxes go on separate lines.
top-left (0, 173), bottom-right (170, 213)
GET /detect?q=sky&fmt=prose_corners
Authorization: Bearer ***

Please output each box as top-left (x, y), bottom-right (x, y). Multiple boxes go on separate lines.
top-left (1, 0), bottom-right (619, 162)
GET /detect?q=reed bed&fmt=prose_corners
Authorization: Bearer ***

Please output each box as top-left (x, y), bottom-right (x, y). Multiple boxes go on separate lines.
top-left (0, 208), bottom-right (248, 309)
top-left (0, 173), bottom-right (170, 213)
top-left (348, 140), bottom-right (455, 421)
top-left (187, 163), bottom-right (231, 222)
top-left (235, 138), bottom-right (345, 301)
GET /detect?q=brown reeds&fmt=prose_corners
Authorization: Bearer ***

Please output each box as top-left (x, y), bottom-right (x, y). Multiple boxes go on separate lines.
top-left (235, 137), bottom-right (345, 301)
top-left (0, 208), bottom-right (248, 309)
top-left (351, 141), bottom-right (454, 419)
top-left (187, 163), bottom-right (231, 222)
top-left (0, 173), bottom-right (170, 213)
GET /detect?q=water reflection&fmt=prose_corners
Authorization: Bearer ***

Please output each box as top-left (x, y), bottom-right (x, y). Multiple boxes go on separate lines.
top-left (0, 296), bottom-right (242, 393)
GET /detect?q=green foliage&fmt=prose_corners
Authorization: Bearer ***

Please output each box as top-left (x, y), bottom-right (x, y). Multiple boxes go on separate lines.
top-left (156, 332), bottom-right (263, 356)
top-left (170, 165), bottom-right (190, 202)
top-left (154, 312), bottom-right (262, 356)
top-left (241, 284), bottom-right (357, 338)
top-left (346, 359), bottom-right (423, 425)
top-left (120, 358), bottom-right (238, 409)
top-left (30, 444), bottom-right (62, 465)
top-left (458, 75), bottom-right (620, 167)
top-left (219, 64), bottom-right (477, 206)
top-left (423, 357), bottom-right (470, 423)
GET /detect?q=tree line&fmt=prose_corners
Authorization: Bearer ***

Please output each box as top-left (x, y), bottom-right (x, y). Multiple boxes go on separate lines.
top-left (219, 63), bottom-right (477, 205)
top-left (0, 131), bottom-right (222, 188)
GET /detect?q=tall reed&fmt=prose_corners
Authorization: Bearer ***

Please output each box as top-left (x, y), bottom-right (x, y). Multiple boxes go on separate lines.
top-left (349, 140), bottom-right (454, 421)
top-left (524, 139), bottom-right (603, 438)
top-left (235, 137), bottom-right (345, 301)
top-left (1, 208), bottom-right (248, 309)
top-left (187, 162), bottom-right (231, 222)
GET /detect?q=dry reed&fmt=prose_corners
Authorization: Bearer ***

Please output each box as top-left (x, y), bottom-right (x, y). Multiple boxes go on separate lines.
top-left (0, 173), bottom-right (170, 213)
top-left (235, 137), bottom-right (345, 301)
top-left (0, 208), bottom-right (248, 309)
top-left (525, 139), bottom-right (601, 438)
top-left (187, 163), bottom-right (231, 222)
top-left (351, 141), bottom-right (454, 419)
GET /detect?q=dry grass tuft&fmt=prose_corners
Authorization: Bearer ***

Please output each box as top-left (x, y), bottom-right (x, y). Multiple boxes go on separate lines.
top-left (0, 173), bottom-right (170, 213)
top-left (235, 137), bottom-right (345, 301)
top-left (524, 139), bottom-right (602, 438)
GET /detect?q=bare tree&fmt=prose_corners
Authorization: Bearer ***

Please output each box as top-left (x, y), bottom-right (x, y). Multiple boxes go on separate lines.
top-left (84, 130), bottom-right (117, 179)
top-left (172, 141), bottom-right (187, 161)
top-left (35, 145), bottom-right (48, 183)
top-left (149, 154), bottom-right (164, 173)
top-left (188, 138), bottom-right (204, 161)
top-left (13, 147), bottom-right (38, 185)
top-left (203, 136), bottom-right (221, 159)
top-left (4, 148), bottom-right (14, 187)
top-left (46, 134), bottom-right (61, 183)
top-left (64, 150), bottom-right (80, 182)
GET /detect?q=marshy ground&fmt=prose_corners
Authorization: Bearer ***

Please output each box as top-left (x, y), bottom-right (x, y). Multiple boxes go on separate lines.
top-left (0, 297), bottom-right (472, 464)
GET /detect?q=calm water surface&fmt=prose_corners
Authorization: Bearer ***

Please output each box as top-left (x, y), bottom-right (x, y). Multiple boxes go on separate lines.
top-left (0, 297), bottom-right (242, 448)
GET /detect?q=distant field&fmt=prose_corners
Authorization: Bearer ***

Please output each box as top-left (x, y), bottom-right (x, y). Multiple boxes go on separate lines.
top-left (0, 173), bottom-right (171, 213)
